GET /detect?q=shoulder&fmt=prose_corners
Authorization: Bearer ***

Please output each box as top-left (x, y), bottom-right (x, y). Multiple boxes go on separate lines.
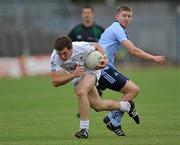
top-left (93, 24), bottom-right (104, 31)
top-left (51, 49), bottom-right (61, 62)
top-left (72, 42), bottom-right (94, 56)
top-left (111, 22), bottom-right (123, 30)
top-left (72, 41), bottom-right (90, 48)
top-left (69, 24), bottom-right (83, 33)
top-left (68, 24), bottom-right (84, 39)
top-left (68, 24), bottom-right (84, 41)
top-left (73, 42), bottom-right (94, 51)
top-left (107, 22), bottom-right (125, 35)
top-left (51, 49), bottom-right (56, 59)
top-left (50, 50), bottom-right (60, 67)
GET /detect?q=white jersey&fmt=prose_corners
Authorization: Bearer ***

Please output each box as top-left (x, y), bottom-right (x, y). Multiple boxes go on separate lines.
top-left (50, 41), bottom-right (101, 86)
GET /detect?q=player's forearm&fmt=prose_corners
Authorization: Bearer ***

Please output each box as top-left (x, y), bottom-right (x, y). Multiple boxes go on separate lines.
top-left (129, 47), bottom-right (154, 61)
top-left (122, 40), bottom-right (155, 61)
top-left (52, 74), bottom-right (74, 87)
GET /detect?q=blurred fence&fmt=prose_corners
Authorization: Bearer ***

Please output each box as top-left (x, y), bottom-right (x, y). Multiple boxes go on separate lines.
top-left (0, 0), bottom-right (179, 64)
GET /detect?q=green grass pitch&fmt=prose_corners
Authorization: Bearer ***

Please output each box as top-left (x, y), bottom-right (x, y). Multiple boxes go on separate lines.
top-left (0, 67), bottom-right (179, 145)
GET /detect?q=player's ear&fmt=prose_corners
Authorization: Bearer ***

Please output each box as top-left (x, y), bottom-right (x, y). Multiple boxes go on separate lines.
top-left (115, 14), bottom-right (118, 21)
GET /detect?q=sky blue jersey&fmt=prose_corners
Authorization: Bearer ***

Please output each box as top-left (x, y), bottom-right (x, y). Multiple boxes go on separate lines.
top-left (99, 21), bottom-right (128, 68)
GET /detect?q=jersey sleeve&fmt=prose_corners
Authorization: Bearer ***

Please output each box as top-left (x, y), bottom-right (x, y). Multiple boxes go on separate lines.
top-left (68, 29), bottom-right (75, 41)
top-left (93, 25), bottom-right (105, 40)
top-left (68, 24), bottom-right (82, 41)
top-left (50, 50), bottom-right (62, 72)
top-left (112, 24), bottom-right (128, 43)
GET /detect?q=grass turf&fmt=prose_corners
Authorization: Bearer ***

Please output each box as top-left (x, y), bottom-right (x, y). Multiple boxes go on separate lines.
top-left (0, 67), bottom-right (179, 145)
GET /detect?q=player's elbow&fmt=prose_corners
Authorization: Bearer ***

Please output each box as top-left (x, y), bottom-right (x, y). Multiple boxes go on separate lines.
top-left (52, 80), bottom-right (59, 87)
top-left (52, 82), bottom-right (58, 87)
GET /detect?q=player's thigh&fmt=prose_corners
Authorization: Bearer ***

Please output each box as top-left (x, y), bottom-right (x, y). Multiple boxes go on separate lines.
top-left (120, 80), bottom-right (140, 94)
top-left (75, 74), bottom-right (96, 93)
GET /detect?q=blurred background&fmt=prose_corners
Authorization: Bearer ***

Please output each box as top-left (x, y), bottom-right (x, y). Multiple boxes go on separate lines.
top-left (0, 0), bottom-right (179, 77)
top-left (0, 1), bottom-right (179, 144)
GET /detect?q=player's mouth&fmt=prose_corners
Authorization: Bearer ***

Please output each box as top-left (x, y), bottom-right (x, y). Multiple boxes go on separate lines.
top-left (124, 21), bottom-right (129, 25)
top-left (121, 22), bottom-right (129, 28)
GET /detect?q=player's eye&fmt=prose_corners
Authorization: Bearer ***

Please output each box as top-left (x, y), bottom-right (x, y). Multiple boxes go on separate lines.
top-left (128, 15), bottom-right (131, 18)
top-left (63, 52), bottom-right (68, 55)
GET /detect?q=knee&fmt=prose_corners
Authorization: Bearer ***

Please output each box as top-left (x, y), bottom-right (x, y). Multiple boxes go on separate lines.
top-left (132, 85), bottom-right (140, 96)
top-left (92, 106), bottom-right (103, 112)
top-left (93, 108), bottom-right (101, 112)
top-left (76, 88), bottom-right (87, 98)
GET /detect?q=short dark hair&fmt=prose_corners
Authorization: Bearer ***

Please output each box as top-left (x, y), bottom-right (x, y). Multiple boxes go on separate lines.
top-left (82, 4), bottom-right (94, 12)
top-left (54, 36), bottom-right (72, 51)
top-left (116, 5), bottom-right (133, 14)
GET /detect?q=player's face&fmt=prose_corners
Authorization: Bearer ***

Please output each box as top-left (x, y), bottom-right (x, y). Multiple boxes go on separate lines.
top-left (81, 8), bottom-right (94, 24)
top-left (116, 10), bottom-right (133, 28)
top-left (57, 47), bottom-right (72, 61)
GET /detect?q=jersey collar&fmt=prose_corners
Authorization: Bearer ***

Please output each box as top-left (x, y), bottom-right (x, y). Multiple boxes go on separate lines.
top-left (114, 21), bottom-right (128, 38)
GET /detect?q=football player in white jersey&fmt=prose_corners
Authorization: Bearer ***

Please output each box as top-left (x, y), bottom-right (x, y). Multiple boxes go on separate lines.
top-left (50, 36), bottom-right (139, 139)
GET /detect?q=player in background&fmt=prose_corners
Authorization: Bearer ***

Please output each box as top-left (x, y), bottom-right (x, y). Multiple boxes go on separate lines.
top-left (98, 5), bottom-right (166, 136)
top-left (50, 36), bottom-right (139, 139)
top-left (68, 4), bottom-right (104, 117)
top-left (68, 4), bottom-right (104, 42)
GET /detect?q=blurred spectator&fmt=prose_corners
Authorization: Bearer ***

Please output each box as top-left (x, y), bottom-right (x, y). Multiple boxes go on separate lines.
top-left (68, 4), bottom-right (104, 42)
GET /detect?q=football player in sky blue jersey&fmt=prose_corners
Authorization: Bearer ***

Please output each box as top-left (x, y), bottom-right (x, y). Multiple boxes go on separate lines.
top-left (98, 5), bottom-right (165, 136)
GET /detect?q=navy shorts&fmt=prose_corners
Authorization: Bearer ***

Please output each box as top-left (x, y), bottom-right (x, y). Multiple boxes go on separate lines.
top-left (97, 66), bottom-right (129, 91)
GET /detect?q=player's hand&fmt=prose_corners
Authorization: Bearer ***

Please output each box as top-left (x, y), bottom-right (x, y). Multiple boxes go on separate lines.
top-left (71, 64), bottom-right (85, 77)
top-left (95, 57), bottom-right (109, 70)
top-left (153, 55), bottom-right (166, 64)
